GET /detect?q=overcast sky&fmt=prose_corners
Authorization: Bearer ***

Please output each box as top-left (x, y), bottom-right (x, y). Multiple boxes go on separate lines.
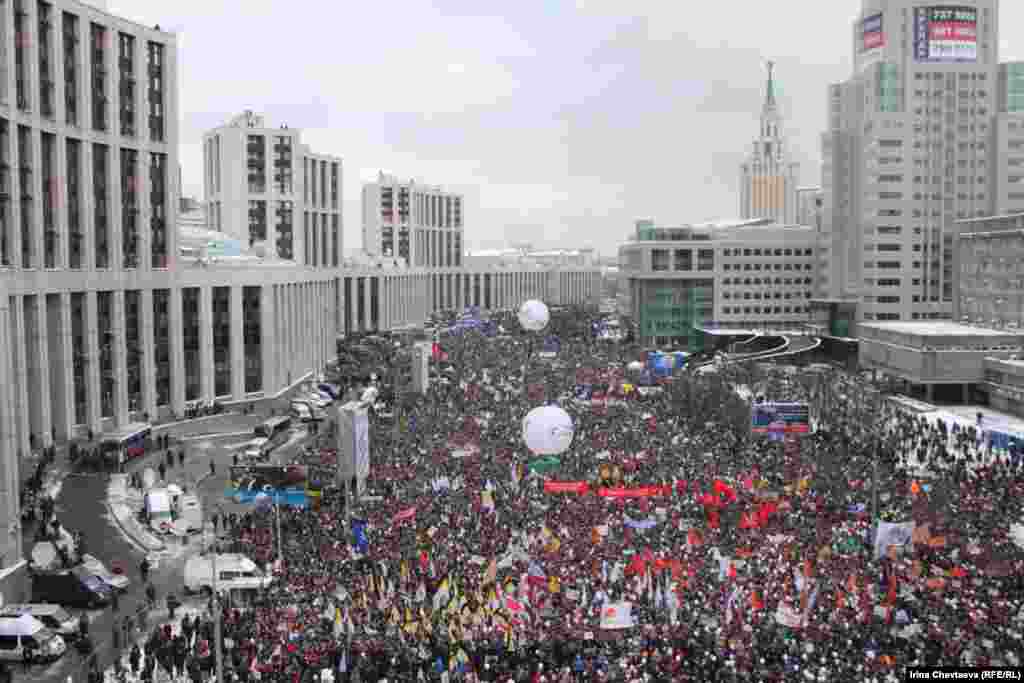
top-left (108, 0), bottom-right (1024, 256)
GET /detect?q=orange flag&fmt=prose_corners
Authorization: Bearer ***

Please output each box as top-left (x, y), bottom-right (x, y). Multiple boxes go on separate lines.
top-left (750, 591), bottom-right (764, 611)
top-left (687, 529), bottom-right (702, 547)
top-left (846, 573), bottom-right (858, 594)
top-left (910, 480), bottom-right (921, 496)
top-left (803, 558), bottom-right (813, 578)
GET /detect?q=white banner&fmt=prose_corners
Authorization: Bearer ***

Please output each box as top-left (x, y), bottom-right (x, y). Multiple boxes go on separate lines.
top-left (337, 401), bottom-right (370, 492)
top-left (411, 342), bottom-right (431, 394)
top-left (600, 602), bottom-right (634, 630)
top-left (354, 408), bottom-right (370, 492)
top-left (874, 521), bottom-right (915, 560)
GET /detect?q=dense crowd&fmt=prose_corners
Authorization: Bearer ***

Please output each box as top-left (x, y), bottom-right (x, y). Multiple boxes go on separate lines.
top-left (113, 310), bottom-right (1024, 683)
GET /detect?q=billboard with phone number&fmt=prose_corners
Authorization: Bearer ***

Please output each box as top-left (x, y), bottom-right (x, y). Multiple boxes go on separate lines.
top-left (914, 6), bottom-right (977, 62)
top-left (751, 402), bottom-right (811, 434)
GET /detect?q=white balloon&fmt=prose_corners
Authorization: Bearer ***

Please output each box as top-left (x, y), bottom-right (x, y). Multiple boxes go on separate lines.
top-left (517, 300), bottom-right (550, 332)
top-left (522, 405), bottom-right (575, 455)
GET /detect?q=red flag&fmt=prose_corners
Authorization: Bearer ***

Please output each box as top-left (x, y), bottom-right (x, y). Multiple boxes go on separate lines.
top-left (708, 509), bottom-right (720, 529)
top-left (626, 554), bottom-right (646, 576)
top-left (727, 564), bottom-right (737, 579)
top-left (712, 479), bottom-right (737, 504)
top-left (392, 507), bottom-right (417, 525)
top-left (750, 591), bottom-right (764, 611)
top-left (687, 529), bottom-right (702, 547)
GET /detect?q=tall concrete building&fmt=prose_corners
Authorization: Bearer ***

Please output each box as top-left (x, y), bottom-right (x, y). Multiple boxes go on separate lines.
top-left (821, 0), bottom-right (1012, 326)
top-left (0, 0), bottom-right (178, 601)
top-left (361, 172), bottom-right (463, 268)
top-left (202, 111), bottom-right (343, 266)
top-left (740, 62), bottom-right (800, 225)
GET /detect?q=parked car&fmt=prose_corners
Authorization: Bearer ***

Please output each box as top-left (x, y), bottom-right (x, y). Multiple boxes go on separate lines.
top-left (31, 568), bottom-right (112, 609)
top-left (0, 605), bottom-right (79, 641)
top-left (79, 555), bottom-right (130, 592)
top-left (0, 614), bottom-right (66, 663)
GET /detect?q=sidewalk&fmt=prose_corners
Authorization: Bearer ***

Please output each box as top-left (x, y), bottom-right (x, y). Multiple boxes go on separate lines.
top-left (105, 444), bottom-right (224, 554)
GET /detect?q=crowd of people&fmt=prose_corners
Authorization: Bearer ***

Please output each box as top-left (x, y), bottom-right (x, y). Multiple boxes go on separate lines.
top-left (110, 308), bottom-right (1024, 682)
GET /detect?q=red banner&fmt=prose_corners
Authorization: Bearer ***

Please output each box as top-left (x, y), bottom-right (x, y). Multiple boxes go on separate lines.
top-left (543, 481), bottom-right (589, 495)
top-left (392, 506), bottom-right (417, 525)
top-left (597, 486), bottom-right (668, 499)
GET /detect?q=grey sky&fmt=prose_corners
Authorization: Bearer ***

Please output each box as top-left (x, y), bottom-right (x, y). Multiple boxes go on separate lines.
top-left (107, 0), bottom-right (1024, 256)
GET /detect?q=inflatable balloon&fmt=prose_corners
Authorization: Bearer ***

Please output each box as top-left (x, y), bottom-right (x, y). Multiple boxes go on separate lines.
top-left (517, 300), bottom-right (550, 332)
top-left (522, 405), bottom-right (575, 455)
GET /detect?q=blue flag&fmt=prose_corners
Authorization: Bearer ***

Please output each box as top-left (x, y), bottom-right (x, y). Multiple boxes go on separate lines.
top-left (351, 518), bottom-right (369, 554)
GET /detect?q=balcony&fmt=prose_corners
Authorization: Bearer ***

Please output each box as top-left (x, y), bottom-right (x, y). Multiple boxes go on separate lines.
top-left (119, 56), bottom-right (132, 70)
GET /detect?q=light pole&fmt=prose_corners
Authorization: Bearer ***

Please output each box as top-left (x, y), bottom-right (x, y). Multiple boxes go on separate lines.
top-left (209, 502), bottom-right (226, 683)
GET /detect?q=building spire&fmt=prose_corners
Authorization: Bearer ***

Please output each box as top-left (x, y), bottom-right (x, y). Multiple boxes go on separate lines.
top-left (765, 60), bottom-right (776, 109)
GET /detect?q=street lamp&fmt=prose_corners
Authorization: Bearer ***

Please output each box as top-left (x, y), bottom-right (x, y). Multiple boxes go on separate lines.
top-left (208, 502), bottom-right (226, 683)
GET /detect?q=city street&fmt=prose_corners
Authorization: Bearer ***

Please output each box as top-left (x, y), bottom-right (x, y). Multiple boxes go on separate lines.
top-left (22, 412), bottom-right (316, 683)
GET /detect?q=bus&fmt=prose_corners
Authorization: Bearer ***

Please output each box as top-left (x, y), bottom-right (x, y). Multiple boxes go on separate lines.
top-left (99, 422), bottom-right (152, 464)
top-left (254, 416), bottom-right (292, 439)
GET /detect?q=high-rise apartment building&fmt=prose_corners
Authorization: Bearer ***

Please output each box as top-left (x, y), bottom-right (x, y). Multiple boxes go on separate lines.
top-left (202, 111), bottom-right (342, 267)
top-left (740, 63), bottom-right (800, 225)
top-left (821, 0), bottom-right (1011, 324)
top-left (362, 172), bottom-right (463, 268)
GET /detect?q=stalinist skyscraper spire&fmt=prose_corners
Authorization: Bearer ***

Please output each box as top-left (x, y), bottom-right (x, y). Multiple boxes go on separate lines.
top-left (739, 61), bottom-right (799, 224)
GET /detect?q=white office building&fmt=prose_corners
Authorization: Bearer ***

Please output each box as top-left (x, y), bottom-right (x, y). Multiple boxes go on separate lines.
top-left (202, 111), bottom-right (343, 267)
top-left (362, 172), bottom-right (463, 268)
top-left (618, 219), bottom-right (820, 346)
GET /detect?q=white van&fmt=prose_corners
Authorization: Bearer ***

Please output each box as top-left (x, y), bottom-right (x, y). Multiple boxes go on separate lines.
top-left (0, 605), bottom-right (79, 641)
top-left (0, 614), bottom-right (67, 662)
top-left (145, 488), bottom-right (173, 531)
top-left (175, 494), bottom-right (203, 534)
top-left (183, 553), bottom-right (272, 595)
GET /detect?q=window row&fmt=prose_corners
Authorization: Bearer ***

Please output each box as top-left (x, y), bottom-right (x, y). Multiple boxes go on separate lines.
top-left (723, 247), bottom-right (813, 257)
top-left (723, 291), bottom-right (812, 301)
top-left (722, 263), bottom-right (814, 272)
top-left (722, 277), bottom-right (813, 286)
top-left (722, 305), bottom-right (808, 316)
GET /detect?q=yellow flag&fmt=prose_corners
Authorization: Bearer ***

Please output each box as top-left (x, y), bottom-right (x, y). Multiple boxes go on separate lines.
top-left (548, 575), bottom-right (561, 594)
